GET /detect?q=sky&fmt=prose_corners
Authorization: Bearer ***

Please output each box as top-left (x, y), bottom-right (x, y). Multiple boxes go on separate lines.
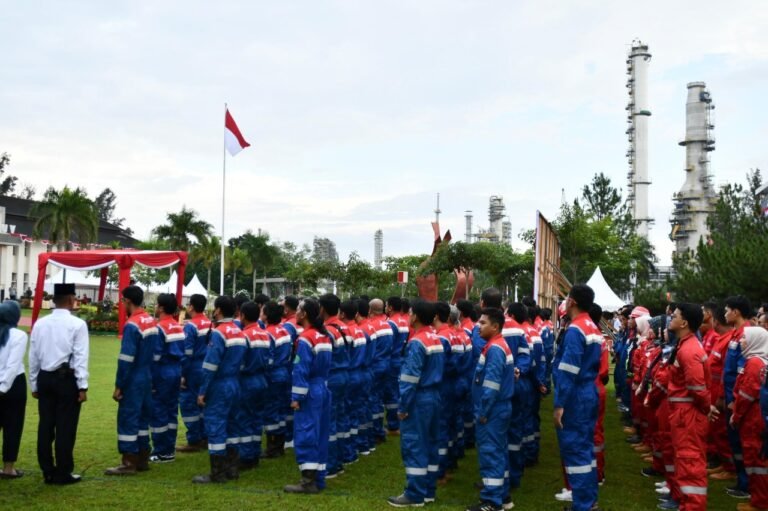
top-left (1, 1), bottom-right (767, 266)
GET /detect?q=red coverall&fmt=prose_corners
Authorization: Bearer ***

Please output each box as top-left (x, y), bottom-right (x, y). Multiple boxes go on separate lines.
top-left (631, 339), bottom-right (652, 439)
top-left (708, 332), bottom-right (734, 470)
top-left (732, 356), bottom-right (768, 509)
top-left (594, 338), bottom-right (609, 481)
top-left (701, 328), bottom-right (718, 356)
top-left (667, 333), bottom-right (711, 511)
top-left (647, 361), bottom-right (679, 502)
top-left (643, 346), bottom-right (662, 461)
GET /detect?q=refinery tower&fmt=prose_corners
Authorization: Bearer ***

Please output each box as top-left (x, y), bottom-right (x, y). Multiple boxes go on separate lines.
top-left (626, 40), bottom-right (653, 238)
top-left (670, 82), bottom-right (717, 254)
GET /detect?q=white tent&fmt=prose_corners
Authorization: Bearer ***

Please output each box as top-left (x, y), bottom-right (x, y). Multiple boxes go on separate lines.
top-left (586, 266), bottom-right (625, 312)
top-left (150, 272), bottom-right (208, 298)
top-left (184, 274), bottom-right (208, 297)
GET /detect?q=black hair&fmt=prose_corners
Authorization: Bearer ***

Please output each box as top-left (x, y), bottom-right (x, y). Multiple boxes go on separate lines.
top-left (506, 302), bottom-right (528, 323)
top-left (189, 294), bottom-right (207, 313)
top-left (472, 304), bottom-right (482, 322)
top-left (122, 285), bottom-right (144, 307)
top-left (214, 295), bottom-right (236, 318)
top-left (725, 296), bottom-right (752, 319)
top-left (601, 310), bottom-right (613, 321)
top-left (300, 298), bottom-right (330, 337)
top-left (400, 298), bottom-right (410, 314)
top-left (234, 294), bottom-right (250, 311)
top-left (589, 303), bottom-right (603, 325)
top-left (481, 288), bottom-right (502, 309)
top-left (157, 293), bottom-right (178, 315)
top-left (456, 299), bottom-right (474, 318)
top-left (703, 301), bottom-right (718, 314)
top-left (318, 293), bottom-right (341, 317)
top-left (410, 299), bottom-right (436, 326)
top-left (283, 295), bottom-right (299, 311)
top-left (240, 301), bottom-right (262, 323)
top-left (387, 296), bottom-right (402, 311)
top-left (356, 298), bottom-right (370, 317)
top-left (676, 303), bottom-right (704, 332)
top-left (340, 300), bottom-right (358, 320)
top-left (712, 303), bottom-right (727, 325)
top-left (435, 301), bottom-right (451, 323)
top-left (540, 308), bottom-right (552, 321)
top-left (253, 293), bottom-right (270, 306)
top-left (481, 307), bottom-right (506, 330)
top-left (359, 294), bottom-right (370, 302)
top-left (526, 305), bottom-right (540, 322)
top-left (263, 301), bottom-right (284, 325)
top-left (522, 296), bottom-right (537, 308)
top-left (569, 284), bottom-right (595, 312)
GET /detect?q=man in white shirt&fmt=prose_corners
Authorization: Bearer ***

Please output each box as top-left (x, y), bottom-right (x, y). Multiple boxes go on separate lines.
top-left (29, 283), bottom-right (89, 485)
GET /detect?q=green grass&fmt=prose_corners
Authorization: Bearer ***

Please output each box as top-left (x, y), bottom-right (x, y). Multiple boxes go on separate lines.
top-left (0, 336), bottom-right (733, 510)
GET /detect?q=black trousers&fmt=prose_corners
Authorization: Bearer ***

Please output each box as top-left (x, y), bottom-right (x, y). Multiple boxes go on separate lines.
top-left (37, 369), bottom-right (81, 480)
top-left (0, 374), bottom-right (26, 462)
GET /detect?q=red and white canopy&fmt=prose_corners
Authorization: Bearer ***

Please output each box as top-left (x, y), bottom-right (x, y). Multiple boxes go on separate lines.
top-left (32, 249), bottom-right (188, 335)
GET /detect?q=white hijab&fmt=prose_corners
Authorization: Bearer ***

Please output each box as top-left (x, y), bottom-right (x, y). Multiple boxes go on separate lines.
top-left (741, 326), bottom-right (768, 364)
top-left (635, 316), bottom-right (651, 338)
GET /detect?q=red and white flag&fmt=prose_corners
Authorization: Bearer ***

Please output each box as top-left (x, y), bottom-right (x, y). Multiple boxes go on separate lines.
top-left (224, 108), bottom-right (250, 156)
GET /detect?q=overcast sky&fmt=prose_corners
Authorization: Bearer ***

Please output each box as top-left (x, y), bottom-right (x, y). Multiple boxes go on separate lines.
top-left (2, 1), bottom-right (766, 266)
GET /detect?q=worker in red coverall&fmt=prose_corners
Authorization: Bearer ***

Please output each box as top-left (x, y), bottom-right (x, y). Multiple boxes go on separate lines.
top-left (707, 305), bottom-right (735, 479)
top-left (646, 346), bottom-right (678, 503)
top-left (729, 327), bottom-right (768, 511)
top-left (631, 316), bottom-right (653, 453)
top-left (667, 303), bottom-right (710, 511)
top-left (590, 304), bottom-right (610, 484)
top-left (700, 303), bottom-right (719, 356)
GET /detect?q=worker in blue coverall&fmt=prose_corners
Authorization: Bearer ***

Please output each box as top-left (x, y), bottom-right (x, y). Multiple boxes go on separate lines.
top-left (149, 293), bottom-right (185, 462)
top-left (522, 301), bottom-right (547, 466)
top-left (387, 299), bottom-right (444, 508)
top-left (434, 301), bottom-right (455, 483)
top-left (385, 296), bottom-right (405, 434)
top-left (464, 307), bottom-right (516, 511)
top-left (553, 284), bottom-right (603, 511)
top-left (105, 285), bottom-right (158, 475)
top-left (236, 301), bottom-right (271, 469)
top-left (283, 298), bottom-right (333, 494)
top-left (370, 299), bottom-right (394, 443)
top-left (279, 295), bottom-right (301, 449)
top-left (192, 296), bottom-right (247, 484)
top-left (177, 294), bottom-right (212, 453)
top-left (341, 299), bottom-right (367, 465)
top-left (503, 302), bottom-right (532, 491)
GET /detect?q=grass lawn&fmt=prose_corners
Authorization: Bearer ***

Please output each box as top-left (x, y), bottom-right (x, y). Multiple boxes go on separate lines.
top-left (0, 334), bottom-right (734, 510)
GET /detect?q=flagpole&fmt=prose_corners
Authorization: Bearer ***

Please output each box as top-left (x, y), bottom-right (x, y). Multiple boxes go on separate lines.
top-left (220, 102), bottom-right (227, 296)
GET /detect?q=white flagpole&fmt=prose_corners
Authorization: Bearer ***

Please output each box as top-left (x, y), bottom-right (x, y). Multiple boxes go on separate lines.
top-left (220, 102), bottom-right (227, 296)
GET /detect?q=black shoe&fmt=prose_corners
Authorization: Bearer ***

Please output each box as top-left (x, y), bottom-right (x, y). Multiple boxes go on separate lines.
top-left (149, 453), bottom-right (175, 463)
top-left (641, 467), bottom-right (663, 478)
top-left (239, 458), bottom-right (259, 471)
top-left (52, 474), bottom-right (83, 485)
top-left (626, 435), bottom-right (642, 444)
top-left (725, 487), bottom-right (750, 499)
top-left (464, 501), bottom-right (502, 511)
top-left (387, 493), bottom-right (424, 508)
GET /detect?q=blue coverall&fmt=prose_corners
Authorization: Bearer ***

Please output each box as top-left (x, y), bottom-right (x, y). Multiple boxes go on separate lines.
top-left (524, 323), bottom-right (547, 463)
top-left (473, 334), bottom-right (515, 507)
top-left (199, 320), bottom-right (247, 456)
top-left (371, 316), bottom-right (393, 440)
top-left (180, 315), bottom-right (211, 445)
top-left (264, 325), bottom-right (292, 439)
top-left (116, 310), bottom-right (158, 454)
top-left (345, 321), bottom-right (367, 463)
top-left (503, 319), bottom-right (531, 489)
top-left (397, 326), bottom-right (444, 504)
top-left (325, 317), bottom-right (350, 475)
top-left (724, 326), bottom-right (749, 492)
top-left (554, 313), bottom-right (603, 511)
top-left (236, 323), bottom-right (270, 463)
top-left (150, 317), bottom-right (185, 455)
top-left (386, 317), bottom-right (408, 431)
top-left (291, 328), bottom-right (332, 488)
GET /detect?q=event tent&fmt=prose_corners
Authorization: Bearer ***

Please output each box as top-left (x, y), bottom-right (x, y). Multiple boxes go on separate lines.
top-left (32, 249), bottom-right (187, 334)
top-left (586, 266), bottom-right (626, 312)
top-left (151, 272), bottom-right (208, 297)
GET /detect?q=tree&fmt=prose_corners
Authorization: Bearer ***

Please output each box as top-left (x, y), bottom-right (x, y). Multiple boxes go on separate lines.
top-left (337, 252), bottom-right (387, 297)
top-left (229, 230), bottom-right (280, 296)
top-left (226, 247), bottom-right (252, 296)
top-left (152, 206), bottom-right (213, 252)
top-left (93, 187), bottom-right (130, 232)
top-left (190, 235), bottom-right (221, 297)
top-left (0, 152), bottom-right (18, 196)
top-left (671, 169), bottom-right (768, 303)
top-left (30, 186), bottom-right (99, 250)
top-left (581, 172), bottom-right (624, 221)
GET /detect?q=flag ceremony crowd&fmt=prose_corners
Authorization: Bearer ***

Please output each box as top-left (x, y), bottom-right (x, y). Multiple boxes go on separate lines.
top-left (4, 279), bottom-right (768, 511)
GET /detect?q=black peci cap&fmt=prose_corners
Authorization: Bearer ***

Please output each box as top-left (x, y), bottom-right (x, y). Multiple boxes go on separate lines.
top-left (53, 283), bottom-right (76, 297)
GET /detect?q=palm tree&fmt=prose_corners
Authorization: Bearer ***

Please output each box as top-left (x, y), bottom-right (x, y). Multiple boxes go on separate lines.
top-left (233, 230), bottom-right (279, 296)
top-left (226, 247), bottom-right (252, 296)
top-left (152, 206), bottom-right (213, 252)
top-left (30, 186), bottom-right (99, 250)
top-left (190, 235), bottom-right (220, 298)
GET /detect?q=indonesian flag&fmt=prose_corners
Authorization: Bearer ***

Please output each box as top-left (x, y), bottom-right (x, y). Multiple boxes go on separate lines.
top-left (224, 108), bottom-right (250, 156)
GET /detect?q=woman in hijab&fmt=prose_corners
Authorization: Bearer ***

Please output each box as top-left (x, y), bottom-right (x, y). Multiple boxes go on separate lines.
top-left (731, 326), bottom-right (768, 511)
top-left (0, 300), bottom-right (27, 479)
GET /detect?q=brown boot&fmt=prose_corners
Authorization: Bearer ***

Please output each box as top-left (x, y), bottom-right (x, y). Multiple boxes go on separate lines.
top-left (104, 453), bottom-right (139, 476)
top-left (284, 470), bottom-right (320, 494)
top-left (192, 454), bottom-right (228, 484)
top-left (137, 448), bottom-right (150, 472)
top-left (177, 439), bottom-right (206, 453)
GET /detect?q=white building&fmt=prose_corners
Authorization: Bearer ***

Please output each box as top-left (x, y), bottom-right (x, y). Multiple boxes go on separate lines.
top-left (0, 196), bottom-right (135, 300)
